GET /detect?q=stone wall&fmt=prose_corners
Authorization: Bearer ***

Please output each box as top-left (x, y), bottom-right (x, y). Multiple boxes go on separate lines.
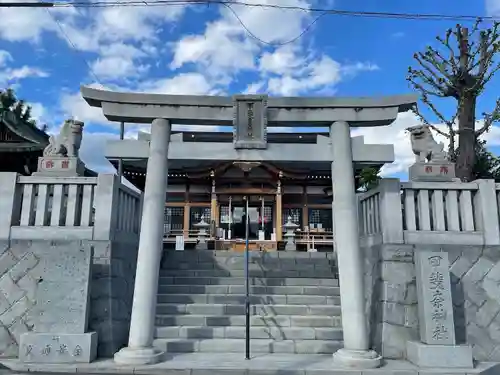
top-left (0, 240), bottom-right (93, 358)
top-left (366, 243), bottom-right (500, 362)
top-left (0, 239), bottom-right (138, 359)
top-left (89, 240), bottom-right (138, 358)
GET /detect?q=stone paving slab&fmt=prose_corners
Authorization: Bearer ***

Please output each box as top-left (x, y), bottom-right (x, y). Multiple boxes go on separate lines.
top-left (2, 353), bottom-right (500, 375)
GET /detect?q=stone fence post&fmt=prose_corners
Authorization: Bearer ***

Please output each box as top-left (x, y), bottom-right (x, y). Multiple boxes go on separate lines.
top-left (378, 178), bottom-right (404, 244)
top-left (0, 172), bottom-right (19, 241)
top-left (474, 179), bottom-right (500, 245)
top-left (93, 174), bottom-right (120, 241)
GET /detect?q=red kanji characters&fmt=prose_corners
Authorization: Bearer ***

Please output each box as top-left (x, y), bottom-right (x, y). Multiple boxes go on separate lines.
top-left (45, 160), bottom-right (54, 169)
top-left (440, 166), bottom-right (449, 174)
top-left (61, 160), bottom-right (70, 169)
top-left (425, 166), bottom-right (433, 173)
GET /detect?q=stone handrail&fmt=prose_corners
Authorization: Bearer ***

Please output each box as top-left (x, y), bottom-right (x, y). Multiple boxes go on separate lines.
top-left (358, 178), bottom-right (500, 246)
top-left (0, 172), bottom-right (143, 241)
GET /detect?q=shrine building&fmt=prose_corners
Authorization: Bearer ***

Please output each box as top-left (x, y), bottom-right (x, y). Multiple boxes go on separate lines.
top-left (81, 88), bottom-right (413, 251)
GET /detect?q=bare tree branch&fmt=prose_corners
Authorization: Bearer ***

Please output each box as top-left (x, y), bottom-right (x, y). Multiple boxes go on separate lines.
top-left (436, 28), bottom-right (459, 73)
top-left (477, 98), bottom-right (500, 137)
top-left (407, 76), bottom-right (448, 97)
top-left (408, 19), bottom-right (500, 179)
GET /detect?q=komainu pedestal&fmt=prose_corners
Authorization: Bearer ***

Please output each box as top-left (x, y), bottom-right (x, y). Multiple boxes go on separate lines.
top-left (409, 161), bottom-right (457, 182)
top-left (35, 156), bottom-right (85, 177)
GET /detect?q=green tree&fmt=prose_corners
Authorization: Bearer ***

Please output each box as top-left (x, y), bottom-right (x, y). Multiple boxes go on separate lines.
top-left (407, 20), bottom-right (500, 181)
top-left (0, 88), bottom-right (47, 131)
top-left (472, 139), bottom-right (500, 181)
top-left (357, 167), bottom-right (381, 192)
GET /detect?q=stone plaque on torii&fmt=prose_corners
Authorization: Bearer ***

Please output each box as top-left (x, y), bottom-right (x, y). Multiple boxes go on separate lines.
top-left (232, 94), bottom-right (268, 149)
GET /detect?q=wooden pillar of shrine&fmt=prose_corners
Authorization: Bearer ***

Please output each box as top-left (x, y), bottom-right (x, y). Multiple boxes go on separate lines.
top-left (302, 185), bottom-right (308, 229)
top-left (183, 186), bottom-right (190, 238)
top-left (276, 178), bottom-right (283, 241)
top-left (210, 173), bottom-right (219, 227)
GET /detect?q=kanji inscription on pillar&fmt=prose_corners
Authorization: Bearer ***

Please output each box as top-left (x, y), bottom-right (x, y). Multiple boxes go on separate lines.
top-left (232, 94), bottom-right (268, 149)
top-left (414, 251), bottom-right (456, 345)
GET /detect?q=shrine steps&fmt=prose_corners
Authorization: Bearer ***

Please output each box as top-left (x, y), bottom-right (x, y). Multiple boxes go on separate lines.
top-left (154, 250), bottom-right (342, 354)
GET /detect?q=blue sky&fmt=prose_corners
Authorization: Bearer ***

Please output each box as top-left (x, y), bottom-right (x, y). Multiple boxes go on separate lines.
top-left (1, 0), bottom-right (500, 178)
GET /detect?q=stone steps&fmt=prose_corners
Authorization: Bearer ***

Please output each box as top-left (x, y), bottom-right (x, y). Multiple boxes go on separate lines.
top-left (156, 303), bottom-right (342, 316)
top-left (152, 338), bottom-right (343, 354)
top-left (155, 314), bottom-right (342, 328)
top-left (156, 293), bottom-right (341, 305)
top-left (161, 250), bottom-right (336, 262)
top-left (157, 284), bottom-right (340, 295)
top-left (159, 269), bottom-right (335, 278)
top-left (155, 250), bottom-right (341, 354)
top-left (162, 262), bottom-right (336, 271)
top-left (158, 276), bottom-right (339, 286)
top-left (155, 326), bottom-right (344, 340)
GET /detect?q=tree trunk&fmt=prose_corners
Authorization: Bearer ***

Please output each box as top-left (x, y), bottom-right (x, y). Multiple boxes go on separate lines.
top-left (456, 94), bottom-right (477, 182)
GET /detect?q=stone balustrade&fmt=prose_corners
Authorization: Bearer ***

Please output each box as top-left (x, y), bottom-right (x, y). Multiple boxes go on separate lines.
top-left (0, 172), bottom-right (142, 242)
top-left (358, 178), bottom-right (500, 246)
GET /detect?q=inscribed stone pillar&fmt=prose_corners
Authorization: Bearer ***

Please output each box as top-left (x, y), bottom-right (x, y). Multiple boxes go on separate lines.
top-left (330, 121), bottom-right (381, 369)
top-left (407, 251), bottom-right (473, 368)
top-left (114, 118), bottom-right (171, 365)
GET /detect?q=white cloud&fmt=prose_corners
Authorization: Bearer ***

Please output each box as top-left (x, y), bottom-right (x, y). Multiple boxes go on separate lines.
top-left (92, 56), bottom-right (149, 80)
top-left (0, 50), bottom-right (12, 66)
top-left (352, 111), bottom-right (421, 176)
top-left (0, 49), bottom-right (49, 86)
top-left (139, 72), bottom-right (218, 95)
top-left (79, 131), bottom-right (116, 172)
top-left (170, 20), bottom-right (258, 78)
top-left (259, 50), bottom-right (378, 96)
top-left (0, 1), bottom-right (55, 42)
top-left (486, 0), bottom-right (500, 15)
top-left (171, 0), bottom-right (314, 77)
top-left (60, 92), bottom-right (109, 124)
top-left (259, 44), bottom-right (307, 76)
top-left (0, 1), bottom-right (188, 85)
top-left (170, 1), bottom-right (379, 94)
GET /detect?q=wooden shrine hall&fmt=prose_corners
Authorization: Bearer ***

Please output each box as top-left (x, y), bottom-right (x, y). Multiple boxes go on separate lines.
top-left (110, 130), bottom-right (388, 251)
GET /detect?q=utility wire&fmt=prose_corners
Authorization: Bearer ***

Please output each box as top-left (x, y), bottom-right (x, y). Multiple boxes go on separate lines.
top-left (5, 1), bottom-right (493, 50)
top-left (45, 8), bottom-right (103, 84)
top-left (2, 0), bottom-right (493, 23)
top-left (220, 2), bottom-right (326, 46)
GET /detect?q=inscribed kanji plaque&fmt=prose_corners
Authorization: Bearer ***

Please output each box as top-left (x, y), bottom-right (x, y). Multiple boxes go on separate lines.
top-left (232, 95), bottom-right (268, 149)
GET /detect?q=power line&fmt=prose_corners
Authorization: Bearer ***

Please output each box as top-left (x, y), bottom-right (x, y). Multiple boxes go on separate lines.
top-left (4, 1), bottom-right (494, 50)
top-left (220, 2), bottom-right (326, 46)
top-left (0, 0), bottom-right (493, 22)
top-left (45, 8), bottom-right (103, 84)
top-left (8, 0), bottom-right (491, 21)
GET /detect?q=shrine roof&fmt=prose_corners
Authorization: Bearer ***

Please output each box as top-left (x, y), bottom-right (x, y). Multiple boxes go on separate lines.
top-left (0, 111), bottom-right (49, 152)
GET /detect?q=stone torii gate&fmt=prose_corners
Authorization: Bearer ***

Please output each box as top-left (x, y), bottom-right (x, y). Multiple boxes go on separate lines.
top-left (81, 86), bottom-right (418, 369)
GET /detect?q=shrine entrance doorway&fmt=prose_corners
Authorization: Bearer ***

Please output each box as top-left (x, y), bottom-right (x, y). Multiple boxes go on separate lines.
top-left (218, 195), bottom-right (274, 241)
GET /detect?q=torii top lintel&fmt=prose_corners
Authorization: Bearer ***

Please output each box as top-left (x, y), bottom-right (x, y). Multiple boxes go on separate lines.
top-left (80, 85), bottom-right (418, 127)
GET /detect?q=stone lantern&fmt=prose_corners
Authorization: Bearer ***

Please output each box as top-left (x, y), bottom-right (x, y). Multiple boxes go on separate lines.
top-left (283, 216), bottom-right (299, 251)
top-left (194, 215), bottom-right (211, 250)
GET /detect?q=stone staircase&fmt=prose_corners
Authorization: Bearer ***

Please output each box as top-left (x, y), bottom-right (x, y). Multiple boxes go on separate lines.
top-left (153, 250), bottom-right (342, 354)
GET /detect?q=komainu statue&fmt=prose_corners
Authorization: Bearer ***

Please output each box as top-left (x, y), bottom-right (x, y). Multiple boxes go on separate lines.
top-left (406, 124), bottom-right (447, 163)
top-left (43, 118), bottom-right (84, 158)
